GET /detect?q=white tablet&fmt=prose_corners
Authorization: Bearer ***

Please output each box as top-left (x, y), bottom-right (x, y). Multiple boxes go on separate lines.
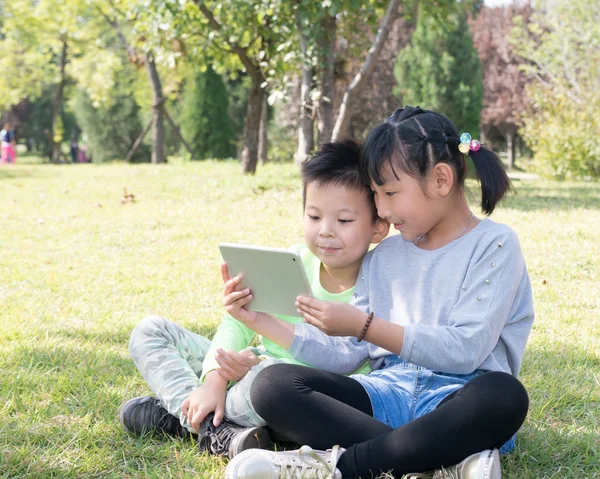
top-left (219, 243), bottom-right (313, 317)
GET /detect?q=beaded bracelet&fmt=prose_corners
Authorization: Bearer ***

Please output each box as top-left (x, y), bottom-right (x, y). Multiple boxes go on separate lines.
top-left (357, 312), bottom-right (375, 342)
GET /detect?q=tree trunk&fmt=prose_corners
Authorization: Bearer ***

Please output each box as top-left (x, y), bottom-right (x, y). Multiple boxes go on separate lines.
top-left (145, 52), bottom-right (166, 164)
top-left (241, 76), bottom-right (265, 174)
top-left (317, 15), bottom-right (336, 145)
top-left (295, 8), bottom-right (315, 165)
top-left (51, 39), bottom-right (68, 164)
top-left (506, 129), bottom-right (516, 170)
top-left (258, 95), bottom-right (268, 165)
top-left (331, 0), bottom-right (400, 141)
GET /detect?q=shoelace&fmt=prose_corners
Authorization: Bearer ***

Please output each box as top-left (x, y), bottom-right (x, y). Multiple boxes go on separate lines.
top-left (201, 424), bottom-right (238, 455)
top-left (432, 469), bottom-right (458, 479)
top-left (406, 466), bottom-right (459, 479)
top-left (146, 398), bottom-right (182, 436)
top-left (276, 446), bottom-right (340, 479)
top-left (200, 419), bottom-right (239, 455)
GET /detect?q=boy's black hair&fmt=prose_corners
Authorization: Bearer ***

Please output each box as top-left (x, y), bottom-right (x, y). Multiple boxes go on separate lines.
top-left (302, 139), bottom-right (378, 221)
top-left (362, 106), bottom-right (511, 214)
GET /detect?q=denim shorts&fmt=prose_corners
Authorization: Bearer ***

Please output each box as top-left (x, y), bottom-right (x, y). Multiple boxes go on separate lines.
top-left (351, 355), bottom-right (515, 455)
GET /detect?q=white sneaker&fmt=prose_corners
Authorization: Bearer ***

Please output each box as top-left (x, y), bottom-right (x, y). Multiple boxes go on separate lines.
top-left (225, 445), bottom-right (344, 479)
top-left (404, 449), bottom-right (501, 479)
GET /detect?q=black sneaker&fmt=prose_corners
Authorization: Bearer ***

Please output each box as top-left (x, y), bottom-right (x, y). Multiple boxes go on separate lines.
top-left (119, 396), bottom-right (189, 438)
top-left (198, 413), bottom-right (272, 459)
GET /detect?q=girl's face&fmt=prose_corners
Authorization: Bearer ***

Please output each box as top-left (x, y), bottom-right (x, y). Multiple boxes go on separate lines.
top-left (370, 163), bottom-right (443, 242)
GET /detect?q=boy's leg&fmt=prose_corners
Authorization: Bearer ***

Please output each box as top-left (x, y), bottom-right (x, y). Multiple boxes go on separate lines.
top-left (128, 314), bottom-right (211, 432)
top-left (224, 355), bottom-right (290, 427)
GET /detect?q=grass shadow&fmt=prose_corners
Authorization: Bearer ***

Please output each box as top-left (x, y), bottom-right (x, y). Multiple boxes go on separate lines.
top-left (0, 166), bottom-right (53, 181)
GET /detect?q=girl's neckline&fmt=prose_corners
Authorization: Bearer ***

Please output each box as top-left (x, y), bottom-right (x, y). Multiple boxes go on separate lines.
top-left (404, 218), bottom-right (490, 255)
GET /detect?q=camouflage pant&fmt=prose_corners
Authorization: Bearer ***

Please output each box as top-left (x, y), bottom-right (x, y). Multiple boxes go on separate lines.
top-left (129, 315), bottom-right (281, 431)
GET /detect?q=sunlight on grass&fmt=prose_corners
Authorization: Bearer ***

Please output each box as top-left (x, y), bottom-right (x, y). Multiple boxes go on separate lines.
top-left (1, 161), bottom-right (598, 478)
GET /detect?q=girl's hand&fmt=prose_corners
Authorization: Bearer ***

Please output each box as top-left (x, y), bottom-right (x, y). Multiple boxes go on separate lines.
top-left (295, 296), bottom-right (367, 337)
top-left (215, 348), bottom-right (261, 382)
top-left (221, 264), bottom-right (266, 329)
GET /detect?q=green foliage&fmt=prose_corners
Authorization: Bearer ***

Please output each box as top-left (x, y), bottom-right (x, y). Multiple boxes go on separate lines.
top-left (268, 117), bottom-right (296, 163)
top-left (224, 76), bottom-right (250, 143)
top-left (180, 66), bottom-right (236, 160)
top-left (394, 6), bottom-right (483, 136)
top-left (0, 0), bottom-right (103, 111)
top-left (71, 80), bottom-right (149, 163)
top-left (515, 0), bottom-right (600, 179)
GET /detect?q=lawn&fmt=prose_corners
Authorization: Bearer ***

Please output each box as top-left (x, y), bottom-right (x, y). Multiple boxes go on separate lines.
top-left (1, 160), bottom-right (598, 478)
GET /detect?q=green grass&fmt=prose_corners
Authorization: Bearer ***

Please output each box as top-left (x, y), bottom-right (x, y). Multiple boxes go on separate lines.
top-left (1, 160), bottom-right (599, 478)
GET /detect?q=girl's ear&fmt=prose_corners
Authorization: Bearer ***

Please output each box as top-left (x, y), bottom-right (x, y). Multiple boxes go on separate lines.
top-left (371, 218), bottom-right (390, 244)
top-left (432, 162), bottom-right (454, 198)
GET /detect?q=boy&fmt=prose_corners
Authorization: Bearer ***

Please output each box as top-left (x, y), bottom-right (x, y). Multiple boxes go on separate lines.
top-left (119, 140), bottom-right (389, 459)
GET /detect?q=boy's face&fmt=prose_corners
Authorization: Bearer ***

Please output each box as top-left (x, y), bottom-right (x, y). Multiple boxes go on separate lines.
top-left (304, 182), bottom-right (385, 271)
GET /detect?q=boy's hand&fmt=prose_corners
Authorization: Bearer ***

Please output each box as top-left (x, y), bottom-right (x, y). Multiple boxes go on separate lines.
top-left (181, 372), bottom-right (227, 431)
top-left (295, 296), bottom-right (367, 337)
top-left (221, 263), bottom-right (267, 329)
top-left (215, 348), bottom-right (261, 382)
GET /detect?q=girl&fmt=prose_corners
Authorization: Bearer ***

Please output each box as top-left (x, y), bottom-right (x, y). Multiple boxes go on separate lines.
top-left (224, 107), bottom-right (534, 479)
top-left (1, 122), bottom-right (17, 164)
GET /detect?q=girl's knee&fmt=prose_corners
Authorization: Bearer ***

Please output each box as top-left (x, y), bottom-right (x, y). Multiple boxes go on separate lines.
top-left (250, 364), bottom-right (299, 414)
top-left (478, 371), bottom-right (529, 419)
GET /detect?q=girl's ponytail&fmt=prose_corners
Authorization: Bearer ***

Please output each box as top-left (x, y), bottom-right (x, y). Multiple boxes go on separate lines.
top-left (469, 146), bottom-right (511, 215)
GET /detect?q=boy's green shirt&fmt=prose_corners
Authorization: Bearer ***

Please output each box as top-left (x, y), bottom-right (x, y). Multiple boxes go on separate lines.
top-left (200, 244), bottom-right (371, 382)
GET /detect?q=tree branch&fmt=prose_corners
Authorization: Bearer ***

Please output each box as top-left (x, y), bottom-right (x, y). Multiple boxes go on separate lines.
top-left (331, 0), bottom-right (400, 141)
top-left (192, 1), bottom-right (262, 79)
top-left (95, 4), bottom-right (140, 65)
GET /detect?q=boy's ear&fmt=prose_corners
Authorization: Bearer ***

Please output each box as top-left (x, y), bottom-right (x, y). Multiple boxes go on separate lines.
top-left (371, 218), bottom-right (390, 244)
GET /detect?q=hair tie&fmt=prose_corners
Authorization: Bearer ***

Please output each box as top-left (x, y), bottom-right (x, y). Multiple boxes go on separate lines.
top-left (458, 133), bottom-right (481, 153)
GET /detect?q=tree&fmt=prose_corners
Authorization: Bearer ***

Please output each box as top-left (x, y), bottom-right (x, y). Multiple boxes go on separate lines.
top-left (470, 5), bottom-right (533, 169)
top-left (180, 66), bottom-right (236, 159)
top-left (292, 0), bottom-right (463, 165)
top-left (394, 5), bottom-right (483, 136)
top-left (514, 0), bottom-right (600, 179)
top-left (71, 77), bottom-right (149, 163)
top-left (151, 0), bottom-right (297, 174)
top-left (94, 0), bottom-right (172, 164)
top-left (331, 0), bottom-right (401, 142)
top-left (292, 0), bottom-right (401, 163)
top-left (0, 0), bottom-right (98, 162)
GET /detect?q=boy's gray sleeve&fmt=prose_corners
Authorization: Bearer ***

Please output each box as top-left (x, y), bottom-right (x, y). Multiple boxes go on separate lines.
top-left (287, 254), bottom-right (372, 374)
top-left (400, 232), bottom-right (532, 375)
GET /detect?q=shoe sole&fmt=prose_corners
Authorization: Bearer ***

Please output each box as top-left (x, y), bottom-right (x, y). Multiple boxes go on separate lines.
top-left (229, 427), bottom-right (272, 459)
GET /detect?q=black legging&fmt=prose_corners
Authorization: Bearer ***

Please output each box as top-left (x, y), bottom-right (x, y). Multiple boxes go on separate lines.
top-left (251, 364), bottom-right (529, 478)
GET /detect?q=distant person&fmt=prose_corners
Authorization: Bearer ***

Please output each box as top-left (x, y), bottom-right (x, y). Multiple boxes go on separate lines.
top-left (1, 122), bottom-right (17, 164)
top-left (70, 138), bottom-right (79, 163)
top-left (78, 143), bottom-right (90, 163)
